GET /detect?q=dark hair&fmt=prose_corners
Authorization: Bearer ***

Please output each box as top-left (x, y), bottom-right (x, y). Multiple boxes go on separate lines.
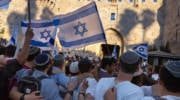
top-left (131, 73), bottom-right (155, 86)
top-left (0, 46), bottom-right (6, 55)
top-left (120, 59), bottom-right (139, 74)
top-left (78, 59), bottom-right (94, 73)
top-left (159, 67), bottom-right (180, 92)
top-left (27, 48), bottom-right (41, 62)
top-left (5, 45), bottom-right (16, 57)
top-left (100, 57), bottom-right (116, 69)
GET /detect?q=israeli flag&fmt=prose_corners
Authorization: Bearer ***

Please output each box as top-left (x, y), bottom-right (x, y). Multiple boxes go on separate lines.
top-left (0, 0), bottom-right (10, 7)
top-left (133, 43), bottom-right (148, 59)
top-left (112, 45), bottom-right (117, 59)
top-left (54, 2), bottom-right (106, 49)
top-left (21, 20), bottom-right (57, 48)
top-left (6, 25), bottom-right (18, 46)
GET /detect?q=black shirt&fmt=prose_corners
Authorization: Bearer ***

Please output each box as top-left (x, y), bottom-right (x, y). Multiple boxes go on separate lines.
top-left (0, 59), bottom-right (22, 100)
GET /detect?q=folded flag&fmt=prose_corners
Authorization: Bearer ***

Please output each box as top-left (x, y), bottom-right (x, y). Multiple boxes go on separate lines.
top-left (132, 43), bottom-right (148, 59)
top-left (6, 24), bottom-right (18, 46)
top-left (54, 2), bottom-right (106, 49)
top-left (21, 20), bottom-right (57, 48)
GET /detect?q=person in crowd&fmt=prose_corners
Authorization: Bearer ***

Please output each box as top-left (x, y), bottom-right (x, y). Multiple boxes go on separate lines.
top-left (131, 68), bottom-right (155, 86)
top-left (105, 61), bottom-right (180, 100)
top-left (52, 54), bottom-right (65, 74)
top-left (0, 27), bottom-right (33, 100)
top-left (0, 28), bottom-right (33, 100)
top-left (10, 53), bottom-right (63, 100)
top-left (0, 45), bottom-right (17, 67)
top-left (9, 47), bottom-right (41, 98)
top-left (72, 59), bottom-right (97, 100)
top-left (95, 51), bottom-right (144, 100)
top-left (51, 54), bottom-right (72, 98)
top-left (146, 61), bottom-right (180, 99)
top-left (98, 57), bottom-right (116, 79)
top-left (5, 45), bottom-right (17, 58)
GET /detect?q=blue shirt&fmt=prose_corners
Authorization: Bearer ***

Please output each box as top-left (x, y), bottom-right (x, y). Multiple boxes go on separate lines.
top-left (17, 69), bottom-right (62, 100)
top-left (51, 72), bottom-right (70, 88)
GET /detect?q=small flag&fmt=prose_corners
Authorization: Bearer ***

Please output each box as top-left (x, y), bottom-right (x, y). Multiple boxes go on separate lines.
top-left (112, 45), bottom-right (117, 59)
top-left (21, 20), bottom-right (57, 49)
top-left (132, 43), bottom-right (148, 59)
top-left (54, 2), bottom-right (106, 49)
top-left (0, 0), bottom-right (10, 7)
top-left (6, 25), bottom-right (18, 46)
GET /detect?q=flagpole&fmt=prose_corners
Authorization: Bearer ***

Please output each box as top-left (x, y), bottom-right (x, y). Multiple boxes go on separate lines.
top-left (28, 0), bottom-right (31, 27)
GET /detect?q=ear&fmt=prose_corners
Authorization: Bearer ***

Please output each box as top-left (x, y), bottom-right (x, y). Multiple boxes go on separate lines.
top-left (136, 64), bottom-right (141, 71)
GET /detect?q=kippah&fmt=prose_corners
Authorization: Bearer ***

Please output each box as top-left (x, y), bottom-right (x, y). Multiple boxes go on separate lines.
top-left (35, 54), bottom-right (49, 66)
top-left (164, 61), bottom-right (180, 78)
top-left (120, 51), bottom-right (140, 64)
top-left (53, 54), bottom-right (65, 65)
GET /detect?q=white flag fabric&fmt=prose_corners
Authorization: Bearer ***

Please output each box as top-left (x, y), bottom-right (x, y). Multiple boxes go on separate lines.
top-left (0, 0), bottom-right (10, 7)
top-left (6, 25), bottom-right (18, 46)
top-left (133, 43), bottom-right (148, 59)
top-left (21, 20), bottom-right (57, 49)
top-left (54, 2), bottom-right (106, 49)
top-left (112, 45), bottom-right (117, 59)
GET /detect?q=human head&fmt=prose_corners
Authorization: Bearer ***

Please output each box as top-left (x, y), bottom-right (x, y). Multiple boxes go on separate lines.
top-left (100, 57), bottom-right (116, 74)
top-left (53, 54), bottom-right (65, 68)
top-left (34, 53), bottom-right (52, 73)
top-left (78, 59), bottom-right (94, 73)
top-left (5, 45), bottom-right (16, 57)
top-left (26, 46), bottom-right (40, 62)
top-left (119, 51), bottom-right (140, 74)
top-left (159, 61), bottom-right (180, 92)
top-left (69, 61), bottom-right (79, 74)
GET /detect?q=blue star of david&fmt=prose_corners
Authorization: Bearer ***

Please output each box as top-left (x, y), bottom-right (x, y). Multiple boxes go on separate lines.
top-left (40, 29), bottom-right (51, 40)
top-left (74, 21), bottom-right (88, 37)
top-left (139, 47), bottom-right (144, 52)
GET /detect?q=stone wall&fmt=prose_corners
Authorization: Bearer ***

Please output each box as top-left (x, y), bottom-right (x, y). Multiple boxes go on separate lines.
top-left (163, 0), bottom-right (180, 54)
top-left (1, 0), bottom-right (179, 55)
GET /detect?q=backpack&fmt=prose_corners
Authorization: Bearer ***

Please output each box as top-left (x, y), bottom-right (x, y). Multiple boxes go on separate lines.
top-left (17, 70), bottom-right (48, 94)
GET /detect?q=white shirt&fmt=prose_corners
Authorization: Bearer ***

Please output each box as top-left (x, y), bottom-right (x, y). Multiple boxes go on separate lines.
top-left (162, 95), bottom-right (180, 100)
top-left (142, 95), bottom-right (180, 100)
top-left (73, 77), bottom-right (97, 100)
top-left (95, 77), bottom-right (144, 100)
top-left (141, 86), bottom-right (152, 96)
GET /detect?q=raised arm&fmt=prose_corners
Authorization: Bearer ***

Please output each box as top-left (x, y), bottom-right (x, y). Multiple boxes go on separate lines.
top-left (16, 27), bottom-right (33, 65)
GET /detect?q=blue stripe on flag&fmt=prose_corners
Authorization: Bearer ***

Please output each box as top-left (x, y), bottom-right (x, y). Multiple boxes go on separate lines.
top-left (53, 3), bottom-right (97, 25)
top-left (11, 37), bottom-right (15, 44)
top-left (31, 40), bottom-right (51, 47)
top-left (21, 21), bottom-right (54, 28)
top-left (60, 33), bottom-right (106, 47)
top-left (137, 53), bottom-right (147, 59)
top-left (49, 38), bottom-right (55, 45)
top-left (0, 0), bottom-right (10, 7)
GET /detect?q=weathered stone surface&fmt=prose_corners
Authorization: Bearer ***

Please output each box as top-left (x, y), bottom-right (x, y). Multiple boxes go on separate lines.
top-left (0, 0), bottom-right (179, 55)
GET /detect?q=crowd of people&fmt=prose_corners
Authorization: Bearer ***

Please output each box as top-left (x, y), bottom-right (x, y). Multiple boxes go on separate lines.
top-left (0, 28), bottom-right (180, 100)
